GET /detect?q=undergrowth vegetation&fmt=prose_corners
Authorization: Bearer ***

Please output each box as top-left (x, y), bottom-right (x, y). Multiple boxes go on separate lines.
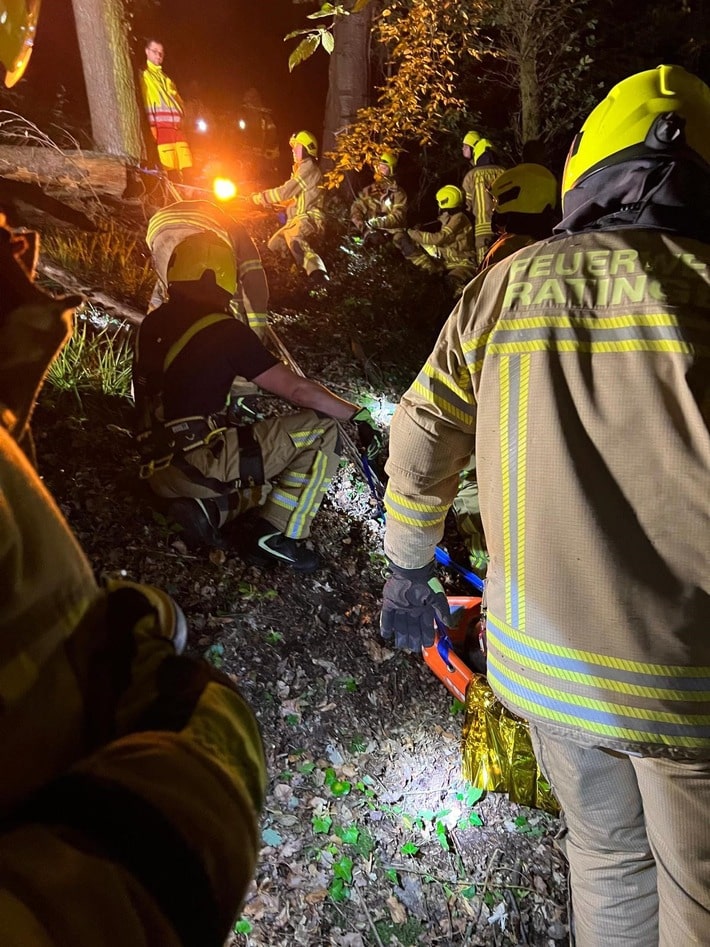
top-left (41, 218), bottom-right (155, 307)
top-left (45, 306), bottom-right (133, 407)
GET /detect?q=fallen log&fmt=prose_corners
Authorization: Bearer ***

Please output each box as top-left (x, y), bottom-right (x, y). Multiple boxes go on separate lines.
top-left (38, 260), bottom-right (145, 327)
top-left (0, 144), bottom-right (129, 198)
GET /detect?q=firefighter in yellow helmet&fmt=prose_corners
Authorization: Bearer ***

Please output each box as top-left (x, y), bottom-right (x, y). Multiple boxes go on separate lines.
top-left (381, 64), bottom-right (710, 945)
top-left (399, 184), bottom-right (476, 296)
top-left (350, 150), bottom-right (408, 247)
top-left (479, 162), bottom-right (559, 270)
top-left (146, 199), bottom-right (270, 337)
top-left (0, 0), bottom-right (39, 87)
top-left (461, 131), bottom-right (506, 263)
top-left (251, 129), bottom-right (329, 287)
top-left (133, 242), bottom-right (381, 568)
top-left (0, 212), bottom-right (268, 945)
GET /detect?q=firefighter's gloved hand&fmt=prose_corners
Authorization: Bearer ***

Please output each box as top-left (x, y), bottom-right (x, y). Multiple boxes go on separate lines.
top-left (380, 561), bottom-right (450, 651)
top-left (351, 406), bottom-right (383, 458)
top-left (251, 192), bottom-right (266, 206)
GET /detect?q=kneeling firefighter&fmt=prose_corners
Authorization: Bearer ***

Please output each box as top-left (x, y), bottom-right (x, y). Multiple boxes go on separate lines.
top-left (133, 241), bottom-right (381, 572)
top-left (399, 185), bottom-right (476, 296)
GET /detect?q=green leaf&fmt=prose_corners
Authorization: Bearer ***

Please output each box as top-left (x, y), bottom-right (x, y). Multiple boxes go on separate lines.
top-left (299, 761), bottom-right (316, 775)
top-left (336, 825), bottom-right (359, 845)
top-left (233, 918), bottom-right (253, 934)
top-left (288, 34), bottom-right (320, 72)
top-left (333, 856), bottom-right (353, 883)
top-left (385, 868), bottom-right (399, 884)
top-left (321, 30), bottom-right (335, 54)
top-left (435, 821), bottom-right (450, 851)
top-left (401, 841), bottom-right (419, 856)
top-left (465, 785), bottom-right (485, 806)
top-left (312, 813), bottom-right (332, 835)
top-left (461, 885), bottom-right (477, 900)
top-left (334, 780), bottom-right (352, 797)
top-left (329, 876), bottom-right (349, 902)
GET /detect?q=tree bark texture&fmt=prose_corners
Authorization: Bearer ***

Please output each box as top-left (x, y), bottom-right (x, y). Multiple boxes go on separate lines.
top-left (322, 3), bottom-right (374, 160)
top-left (70, 0), bottom-right (143, 160)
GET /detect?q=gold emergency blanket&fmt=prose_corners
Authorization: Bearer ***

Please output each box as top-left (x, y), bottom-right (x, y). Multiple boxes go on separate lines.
top-left (462, 673), bottom-right (559, 815)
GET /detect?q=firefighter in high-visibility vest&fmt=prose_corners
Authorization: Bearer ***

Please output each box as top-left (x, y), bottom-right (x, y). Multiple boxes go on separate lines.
top-left (398, 185), bottom-right (476, 296)
top-left (140, 38), bottom-right (193, 182)
top-left (251, 130), bottom-right (329, 287)
top-left (146, 199), bottom-right (270, 337)
top-left (133, 241), bottom-right (381, 569)
top-left (461, 130), bottom-right (506, 264)
top-left (381, 65), bottom-right (710, 945)
top-left (0, 212), bottom-right (267, 945)
top-left (350, 151), bottom-right (408, 247)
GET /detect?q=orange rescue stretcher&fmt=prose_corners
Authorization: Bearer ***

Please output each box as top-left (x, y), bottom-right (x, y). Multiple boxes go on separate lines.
top-left (423, 593), bottom-right (559, 814)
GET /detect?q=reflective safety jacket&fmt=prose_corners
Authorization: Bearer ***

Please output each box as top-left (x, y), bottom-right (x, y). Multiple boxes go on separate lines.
top-left (0, 223), bottom-right (267, 945)
top-left (480, 232), bottom-right (536, 271)
top-left (146, 200), bottom-right (269, 336)
top-left (462, 163), bottom-right (505, 243)
top-left (408, 210), bottom-right (474, 270)
top-left (351, 179), bottom-right (408, 231)
top-left (385, 226), bottom-right (710, 756)
top-left (262, 156), bottom-right (325, 225)
top-left (141, 61), bottom-right (185, 137)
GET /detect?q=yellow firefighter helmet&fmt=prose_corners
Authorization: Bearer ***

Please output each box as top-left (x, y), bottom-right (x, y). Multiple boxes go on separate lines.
top-left (0, 0), bottom-right (41, 87)
top-left (166, 233), bottom-right (236, 295)
top-left (377, 151), bottom-right (397, 174)
top-left (436, 185), bottom-right (464, 210)
top-left (463, 130), bottom-right (482, 148)
top-left (473, 138), bottom-right (495, 164)
top-left (289, 129), bottom-right (318, 158)
top-left (562, 64), bottom-right (710, 199)
top-left (491, 164), bottom-right (558, 215)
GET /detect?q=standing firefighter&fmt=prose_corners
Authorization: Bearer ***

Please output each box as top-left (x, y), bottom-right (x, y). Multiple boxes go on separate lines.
top-left (350, 150), bottom-right (408, 246)
top-left (140, 38), bottom-right (193, 183)
top-left (251, 130), bottom-right (329, 287)
top-left (381, 65), bottom-right (710, 945)
top-left (399, 185), bottom-right (476, 296)
top-left (146, 199), bottom-right (270, 337)
top-left (133, 245), bottom-right (380, 570)
top-left (461, 130), bottom-right (506, 264)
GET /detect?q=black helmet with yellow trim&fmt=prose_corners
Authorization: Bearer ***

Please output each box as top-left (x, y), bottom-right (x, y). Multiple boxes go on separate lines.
top-left (0, 0), bottom-right (40, 87)
top-left (436, 184), bottom-right (464, 211)
top-left (562, 64), bottom-right (710, 201)
top-left (491, 163), bottom-right (558, 216)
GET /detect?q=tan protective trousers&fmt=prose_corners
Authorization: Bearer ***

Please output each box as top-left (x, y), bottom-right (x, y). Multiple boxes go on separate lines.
top-left (529, 723), bottom-right (710, 946)
top-left (149, 410), bottom-right (340, 539)
top-left (268, 215), bottom-right (327, 277)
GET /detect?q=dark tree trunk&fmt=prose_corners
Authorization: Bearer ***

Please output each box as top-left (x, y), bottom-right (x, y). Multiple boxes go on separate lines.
top-left (70, 0), bottom-right (143, 160)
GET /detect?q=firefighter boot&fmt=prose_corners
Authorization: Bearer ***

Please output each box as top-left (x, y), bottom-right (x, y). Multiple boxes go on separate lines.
top-left (246, 517), bottom-right (321, 573)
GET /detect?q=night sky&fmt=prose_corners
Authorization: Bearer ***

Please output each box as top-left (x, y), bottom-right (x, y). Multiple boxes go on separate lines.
top-left (7, 0), bottom-right (329, 148)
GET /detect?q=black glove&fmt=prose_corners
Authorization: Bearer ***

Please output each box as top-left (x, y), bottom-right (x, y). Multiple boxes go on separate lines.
top-left (380, 560), bottom-right (451, 651)
top-left (351, 406), bottom-right (383, 458)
